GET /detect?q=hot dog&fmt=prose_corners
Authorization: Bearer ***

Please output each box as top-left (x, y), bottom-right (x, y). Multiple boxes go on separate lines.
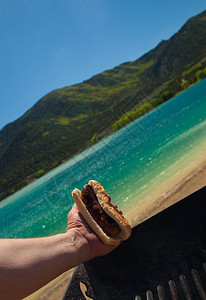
top-left (72, 180), bottom-right (131, 245)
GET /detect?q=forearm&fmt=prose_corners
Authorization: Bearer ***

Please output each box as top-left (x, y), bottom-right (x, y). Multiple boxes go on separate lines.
top-left (0, 231), bottom-right (89, 300)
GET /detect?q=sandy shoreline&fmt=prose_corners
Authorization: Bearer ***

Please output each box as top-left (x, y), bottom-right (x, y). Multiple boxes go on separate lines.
top-left (24, 155), bottom-right (206, 300)
top-left (128, 157), bottom-right (206, 227)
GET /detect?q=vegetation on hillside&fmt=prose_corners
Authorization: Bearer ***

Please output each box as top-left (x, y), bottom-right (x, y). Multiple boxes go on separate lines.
top-left (0, 10), bottom-right (206, 201)
top-left (110, 61), bottom-right (206, 132)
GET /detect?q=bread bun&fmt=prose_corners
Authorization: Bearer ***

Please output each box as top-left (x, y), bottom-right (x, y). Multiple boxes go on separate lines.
top-left (72, 180), bottom-right (131, 246)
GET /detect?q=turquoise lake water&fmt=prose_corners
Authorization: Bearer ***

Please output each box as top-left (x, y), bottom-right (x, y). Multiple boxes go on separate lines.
top-left (0, 79), bottom-right (206, 238)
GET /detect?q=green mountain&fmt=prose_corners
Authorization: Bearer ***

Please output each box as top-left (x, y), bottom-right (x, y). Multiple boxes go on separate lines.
top-left (1, 10), bottom-right (206, 201)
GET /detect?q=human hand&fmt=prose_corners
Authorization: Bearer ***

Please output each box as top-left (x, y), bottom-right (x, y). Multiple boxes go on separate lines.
top-left (67, 204), bottom-right (118, 260)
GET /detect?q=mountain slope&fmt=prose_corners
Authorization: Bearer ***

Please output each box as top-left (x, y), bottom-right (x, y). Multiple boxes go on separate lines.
top-left (0, 10), bottom-right (206, 201)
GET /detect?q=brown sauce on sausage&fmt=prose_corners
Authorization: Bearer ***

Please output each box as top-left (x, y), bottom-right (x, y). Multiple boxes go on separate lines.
top-left (81, 184), bottom-right (120, 238)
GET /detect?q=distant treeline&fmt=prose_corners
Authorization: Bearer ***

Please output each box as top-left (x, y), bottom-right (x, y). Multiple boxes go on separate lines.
top-left (92, 60), bottom-right (206, 136)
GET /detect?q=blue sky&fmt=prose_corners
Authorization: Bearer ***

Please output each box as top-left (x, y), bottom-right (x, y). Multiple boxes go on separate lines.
top-left (0, 0), bottom-right (205, 130)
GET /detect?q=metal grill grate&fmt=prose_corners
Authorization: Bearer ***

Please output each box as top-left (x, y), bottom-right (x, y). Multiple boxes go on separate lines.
top-left (63, 187), bottom-right (206, 300)
top-left (134, 265), bottom-right (206, 299)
